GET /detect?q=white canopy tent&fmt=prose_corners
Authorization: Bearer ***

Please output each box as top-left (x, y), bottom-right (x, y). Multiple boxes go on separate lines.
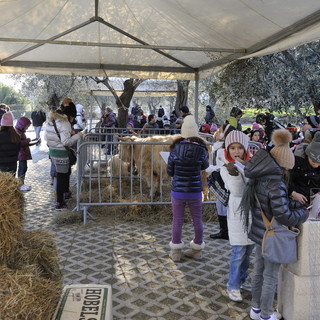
top-left (1, 0), bottom-right (320, 81)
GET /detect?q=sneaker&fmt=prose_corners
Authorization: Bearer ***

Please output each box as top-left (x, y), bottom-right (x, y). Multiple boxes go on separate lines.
top-left (241, 278), bottom-right (252, 292)
top-left (227, 289), bottom-right (242, 302)
top-left (250, 307), bottom-right (261, 320)
top-left (259, 312), bottom-right (281, 320)
top-left (19, 184), bottom-right (32, 192)
top-left (55, 202), bottom-right (68, 210)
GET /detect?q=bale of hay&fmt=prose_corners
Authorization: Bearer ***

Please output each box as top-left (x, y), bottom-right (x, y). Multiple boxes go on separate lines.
top-left (6, 230), bottom-right (62, 282)
top-left (0, 172), bottom-right (24, 264)
top-left (0, 265), bottom-right (62, 320)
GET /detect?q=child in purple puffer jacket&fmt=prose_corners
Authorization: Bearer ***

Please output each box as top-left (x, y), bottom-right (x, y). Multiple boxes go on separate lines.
top-left (15, 116), bottom-right (39, 191)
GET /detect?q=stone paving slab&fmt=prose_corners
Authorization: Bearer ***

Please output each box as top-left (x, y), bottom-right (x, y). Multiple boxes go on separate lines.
top-left (21, 143), bottom-right (252, 320)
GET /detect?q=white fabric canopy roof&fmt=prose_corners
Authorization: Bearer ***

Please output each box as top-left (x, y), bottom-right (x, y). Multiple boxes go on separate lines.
top-left (1, 0), bottom-right (320, 80)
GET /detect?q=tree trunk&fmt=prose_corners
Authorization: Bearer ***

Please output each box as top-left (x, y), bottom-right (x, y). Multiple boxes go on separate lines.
top-left (100, 78), bottom-right (144, 128)
top-left (47, 93), bottom-right (60, 111)
top-left (174, 80), bottom-right (190, 116)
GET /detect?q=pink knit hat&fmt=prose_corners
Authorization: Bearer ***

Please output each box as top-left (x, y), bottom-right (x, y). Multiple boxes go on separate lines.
top-left (1, 112), bottom-right (13, 126)
top-left (225, 130), bottom-right (249, 150)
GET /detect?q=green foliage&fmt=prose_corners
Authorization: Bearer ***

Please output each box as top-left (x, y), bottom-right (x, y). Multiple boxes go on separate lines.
top-left (203, 40), bottom-right (320, 119)
top-left (0, 85), bottom-right (24, 105)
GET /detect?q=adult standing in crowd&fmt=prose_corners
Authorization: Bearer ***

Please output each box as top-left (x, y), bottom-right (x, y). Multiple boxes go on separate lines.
top-left (45, 107), bottom-right (84, 210)
top-left (0, 112), bottom-right (20, 174)
top-left (73, 104), bottom-right (86, 133)
top-left (140, 114), bottom-right (159, 135)
top-left (289, 131), bottom-right (320, 205)
top-left (60, 97), bottom-right (77, 119)
top-left (205, 104), bottom-right (215, 125)
top-left (31, 108), bottom-right (46, 139)
top-left (101, 107), bottom-right (117, 155)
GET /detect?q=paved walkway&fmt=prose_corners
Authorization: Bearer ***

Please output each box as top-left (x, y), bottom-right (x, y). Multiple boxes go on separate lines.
top-left (22, 138), bottom-right (252, 320)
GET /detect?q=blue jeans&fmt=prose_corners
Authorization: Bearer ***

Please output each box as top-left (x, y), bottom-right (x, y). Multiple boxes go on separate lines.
top-left (18, 160), bottom-right (28, 181)
top-left (251, 244), bottom-right (281, 319)
top-left (227, 244), bottom-right (254, 290)
top-left (34, 126), bottom-right (42, 139)
top-left (171, 197), bottom-right (203, 245)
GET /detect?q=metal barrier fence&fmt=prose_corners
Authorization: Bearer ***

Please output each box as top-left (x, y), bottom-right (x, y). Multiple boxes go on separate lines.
top-left (75, 132), bottom-right (216, 224)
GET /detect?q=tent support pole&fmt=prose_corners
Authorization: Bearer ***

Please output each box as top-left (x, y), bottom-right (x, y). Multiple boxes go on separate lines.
top-left (194, 72), bottom-right (199, 124)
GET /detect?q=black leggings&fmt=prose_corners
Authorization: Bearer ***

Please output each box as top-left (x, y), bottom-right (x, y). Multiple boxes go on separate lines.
top-left (56, 167), bottom-right (71, 204)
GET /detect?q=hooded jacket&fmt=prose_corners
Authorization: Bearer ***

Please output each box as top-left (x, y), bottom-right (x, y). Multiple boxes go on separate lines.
top-left (289, 144), bottom-right (320, 201)
top-left (244, 149), bottom-right (308, 245)
top-left (44, 111), bottom-right (82, 152)
top-left (15, 117), bottom-right (32, 161)
top-left (167, 137), bottom-right (209, 193)
top-left (74, 104), bottom-right (86, 131)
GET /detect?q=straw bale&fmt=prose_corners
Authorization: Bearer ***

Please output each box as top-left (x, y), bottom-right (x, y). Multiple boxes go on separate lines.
top-left (7, 230), bottom-right (62, 282)
top-left (0, 172), bottom-right (24, 264)
top-left (0, 266), bottom-right (62, 320)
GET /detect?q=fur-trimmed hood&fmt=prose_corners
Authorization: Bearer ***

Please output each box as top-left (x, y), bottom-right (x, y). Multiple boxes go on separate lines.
top-left (47, 111), bottom-right (69, 124)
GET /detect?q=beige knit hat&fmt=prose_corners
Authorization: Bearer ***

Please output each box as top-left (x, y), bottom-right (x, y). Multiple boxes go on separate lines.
top-left (270, 129), bottom-right (294, 169)
top-left (181, 115), bottom-right (199, 138)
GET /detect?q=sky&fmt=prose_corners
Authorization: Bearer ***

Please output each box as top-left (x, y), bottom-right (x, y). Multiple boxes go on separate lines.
top-left (0, 74), bottom-right (19, 90)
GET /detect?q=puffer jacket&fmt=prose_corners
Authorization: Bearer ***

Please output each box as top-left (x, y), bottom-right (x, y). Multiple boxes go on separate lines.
top-left (167, 137), bottom-right (209, 193)
top-left (289, 143), bottom-right (320, 201)
top-left (0, 130), bottom-right (20, 170)
top-left (15, 117), bottom-right (32, 161)
top-left (244, 149), bottom-right (308, 245)
top-left (44, 111), bottom-right (82, 151)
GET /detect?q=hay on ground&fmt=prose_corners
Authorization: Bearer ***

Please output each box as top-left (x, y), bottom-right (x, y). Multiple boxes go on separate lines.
top-left (0, 266), bottom-right (62, 320)
top-left (0, 172), bottom-right (24, 264)
top-left (6, 230), bottom-right (62, 282)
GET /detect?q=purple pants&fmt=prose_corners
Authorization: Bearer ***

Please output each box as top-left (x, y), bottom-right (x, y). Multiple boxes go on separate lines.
top-left (171, 197), bottom-right (203, 245)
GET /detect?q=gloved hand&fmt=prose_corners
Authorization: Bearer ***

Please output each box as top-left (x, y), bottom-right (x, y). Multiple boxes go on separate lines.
top-left (225, 162), bottom-right (239, 176)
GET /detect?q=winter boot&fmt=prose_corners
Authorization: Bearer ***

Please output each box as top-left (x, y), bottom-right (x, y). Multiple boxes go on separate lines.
top-left (169, 241), bottom-right (184, 262)
top-left (184, 240), bottom-right (205, 259)
top-left (210, 215), bottom-right (229, 240)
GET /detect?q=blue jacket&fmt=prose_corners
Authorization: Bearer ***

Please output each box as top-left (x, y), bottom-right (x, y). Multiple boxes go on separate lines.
top-left (244, 149), bottom-right (308, 245)
top-left (167, 137), bottom-right (209, 193)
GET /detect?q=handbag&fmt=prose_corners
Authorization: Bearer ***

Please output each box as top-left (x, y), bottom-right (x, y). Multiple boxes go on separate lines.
top-left (208, 170), bottom-right (230, 206)
top-left (52, 119), bottom-right (77, 166)
top-left (254, 192), bottom-right (300, 264)
top-left (67, 147), bottom-right (77, 166)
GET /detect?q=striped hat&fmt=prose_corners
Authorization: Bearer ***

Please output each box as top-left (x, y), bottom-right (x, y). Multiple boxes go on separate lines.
top-left (225, 130), bottom-right (249, 150)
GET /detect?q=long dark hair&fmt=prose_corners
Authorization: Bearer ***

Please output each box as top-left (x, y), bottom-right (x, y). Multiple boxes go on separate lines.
top-left (0, 126), bottom-right (21, 144)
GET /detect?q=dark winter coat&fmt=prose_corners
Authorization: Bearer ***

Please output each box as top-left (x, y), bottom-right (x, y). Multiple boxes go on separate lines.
top-left (205, 106), bottom-right (215, 124)
top-left (31, 110), bottom-right (46, 126)
top-left (101, 112), bottom-right (117, 128)
top-left (167, 137), bottom-right (209, 193)
top-left (244, 149), bottom-right (308, 245)
top-left (289, 144), bottom-right (320, 202)
top-left (15, 117), bottom-right (32, 161)
top-left (0, 129), bottom-right (20, 171)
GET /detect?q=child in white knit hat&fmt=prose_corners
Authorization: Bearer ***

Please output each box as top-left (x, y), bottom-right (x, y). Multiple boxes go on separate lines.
top-left (220, 130), bottom-right (254, 303)
top-left (167, 115), bottom-right (209, 262)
